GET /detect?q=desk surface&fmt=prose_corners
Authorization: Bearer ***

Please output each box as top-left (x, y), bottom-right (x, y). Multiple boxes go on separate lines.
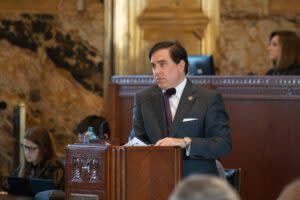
top-left (0, 194), bottom-right (33, 200)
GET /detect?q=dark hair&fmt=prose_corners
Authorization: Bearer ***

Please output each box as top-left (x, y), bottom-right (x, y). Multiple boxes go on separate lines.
top-left (148, 41), bottom-right (189, 74)
top-left (73, 115), bottom-right (110, 137)
top-left (19, 126), bottom-right (59, 177)
top-left (270, 31), bottom-right (300, 71)
top-left (169, 175), bottom-right (240, 200)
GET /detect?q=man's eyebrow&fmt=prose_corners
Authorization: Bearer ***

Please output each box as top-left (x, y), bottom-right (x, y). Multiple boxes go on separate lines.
top-left (151, 59), bottom-right (167, 65)
top-left (157, 60), bottom-right (167, 63)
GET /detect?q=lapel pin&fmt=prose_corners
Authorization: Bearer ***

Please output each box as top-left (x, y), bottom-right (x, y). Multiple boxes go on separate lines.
top-left (188, 96), bottom-right (193, 101)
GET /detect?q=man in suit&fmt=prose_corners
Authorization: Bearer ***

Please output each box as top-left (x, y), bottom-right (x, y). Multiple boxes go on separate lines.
top-left (130, 41), bottom-right (232, 177)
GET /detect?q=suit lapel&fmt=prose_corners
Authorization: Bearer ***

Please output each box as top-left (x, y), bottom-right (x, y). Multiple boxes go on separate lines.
top-left (172, 79), bottom-right (197, 125)
top-left (150, 85), bottom-right (168, 138)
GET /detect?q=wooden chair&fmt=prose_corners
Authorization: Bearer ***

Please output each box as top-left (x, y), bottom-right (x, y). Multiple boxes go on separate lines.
top-left (225, 168), bottom-right (241, 193)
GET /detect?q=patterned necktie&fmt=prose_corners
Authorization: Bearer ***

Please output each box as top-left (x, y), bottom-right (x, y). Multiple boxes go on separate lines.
top-left (164, 94), bottom-right (172, 135)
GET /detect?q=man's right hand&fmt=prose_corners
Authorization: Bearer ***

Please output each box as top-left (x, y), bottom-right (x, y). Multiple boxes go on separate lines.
top-left (155, 137), bottom-right (186, 148)
top-left (0, 191), bottom-right (8, 195)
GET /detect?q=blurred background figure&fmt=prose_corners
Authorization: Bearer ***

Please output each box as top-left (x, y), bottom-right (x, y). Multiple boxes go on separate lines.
top-left (169, 174), bottom-right (240, 200)
top-left (0, 126), bottom-right (64, 195)
top-left (266, 31), bottom-right (300, 75)
top-left (277, 179), bottom-right (300, 200)
top-left (73, 115), bottom-right (111, 142)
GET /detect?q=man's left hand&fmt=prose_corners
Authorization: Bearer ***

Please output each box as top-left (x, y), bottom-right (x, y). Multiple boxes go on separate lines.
top-left (155, 137), bottom-right (186, 148)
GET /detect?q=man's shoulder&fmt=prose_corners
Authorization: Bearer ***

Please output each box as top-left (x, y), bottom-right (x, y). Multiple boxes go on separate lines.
top-left (136, 84), bottom-right (160, 97)
top-left (185, 81), bottom-right (221, 106)
top-left (188, 81), bottom-right (217, 97)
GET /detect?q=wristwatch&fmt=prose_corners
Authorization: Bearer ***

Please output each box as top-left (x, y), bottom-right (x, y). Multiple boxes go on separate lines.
top-left (183, 137), bottom-right (192, 146)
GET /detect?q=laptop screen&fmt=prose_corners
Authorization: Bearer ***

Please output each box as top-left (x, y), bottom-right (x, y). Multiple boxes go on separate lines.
top-left (29, 178), bottom-right (55, 194)
top-left (7, 176), bottom-right (55, 197)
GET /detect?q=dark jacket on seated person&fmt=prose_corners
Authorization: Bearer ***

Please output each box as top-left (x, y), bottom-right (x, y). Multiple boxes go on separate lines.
top-left (1, 127), bottom-right (65, 192)
top-left (27, 160), bottom-right (64, 191)
top-left (266, 31), bottom-right (300, 75)
top-left (1, 160), bottom-right (64, 192)
top-left (266, 64), bottom-right (300, 75)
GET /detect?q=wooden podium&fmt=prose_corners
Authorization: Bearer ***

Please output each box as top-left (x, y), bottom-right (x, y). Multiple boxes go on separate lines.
top-left (65, 144), bottom-right (183, 200)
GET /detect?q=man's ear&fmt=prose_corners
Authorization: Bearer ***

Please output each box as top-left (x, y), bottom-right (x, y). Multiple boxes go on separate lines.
top-left (178, 60), bottom-right (185, 72)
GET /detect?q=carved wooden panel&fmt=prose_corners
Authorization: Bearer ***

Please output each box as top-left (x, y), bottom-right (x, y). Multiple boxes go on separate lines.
top-left (70, 156), bottom-right (104, 183)
top-left (66, 144), bottom-right (182, 200)
top-left (66, 144), bottom-right (108, 200)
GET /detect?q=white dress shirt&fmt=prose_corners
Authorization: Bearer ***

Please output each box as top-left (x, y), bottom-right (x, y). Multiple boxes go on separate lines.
top-left (169, 77), bottom-right (187, 120)
top-left (162, 77), bottom-right (190, 154)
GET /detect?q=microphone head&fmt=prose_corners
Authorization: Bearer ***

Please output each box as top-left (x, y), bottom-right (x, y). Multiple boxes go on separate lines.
top-left (165, 88), bottom-right (176, 97)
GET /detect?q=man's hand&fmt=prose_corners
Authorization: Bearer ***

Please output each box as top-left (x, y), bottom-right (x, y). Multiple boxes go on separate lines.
top-left (0, 191), bottom-right (8, 195)
top-left (155, 137), bottom-right (186, 148)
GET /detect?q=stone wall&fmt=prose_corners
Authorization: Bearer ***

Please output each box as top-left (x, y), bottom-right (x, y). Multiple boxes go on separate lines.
top-left (218, 0), bottom-right (300, 75)
top-left (0, 0), bottom-right (104, 176)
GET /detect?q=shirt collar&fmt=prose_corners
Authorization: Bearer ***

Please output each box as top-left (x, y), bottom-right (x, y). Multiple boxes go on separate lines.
top-left (161, 77), bottom-right (187, 97)
top-left (174, 77), bottom-right (187, 99)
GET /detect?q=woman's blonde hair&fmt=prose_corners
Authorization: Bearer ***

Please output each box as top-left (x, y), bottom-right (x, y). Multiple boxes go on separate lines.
top-left (270, 31), bottom-right (300, 71)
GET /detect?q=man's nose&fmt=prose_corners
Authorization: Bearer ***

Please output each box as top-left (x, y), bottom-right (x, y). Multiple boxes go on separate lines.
top-left (154, 67), bottom-right (161, 74)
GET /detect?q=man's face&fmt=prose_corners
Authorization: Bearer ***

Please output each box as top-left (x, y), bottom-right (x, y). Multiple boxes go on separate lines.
top-left (151, 48), bottom-right (185, 90)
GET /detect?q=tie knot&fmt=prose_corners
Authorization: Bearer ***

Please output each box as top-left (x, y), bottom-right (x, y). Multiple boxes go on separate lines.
top-left (165, 88), bottom-right (176, 97)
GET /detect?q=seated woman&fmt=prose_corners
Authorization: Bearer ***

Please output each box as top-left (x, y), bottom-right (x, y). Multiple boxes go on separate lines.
top-left (0, 126), bottom-right (64, 198)
top-left (266, 31), bottom-right (300, 75)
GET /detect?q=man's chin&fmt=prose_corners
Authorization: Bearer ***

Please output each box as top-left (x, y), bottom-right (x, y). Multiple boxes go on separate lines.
top-left (157, 83), bottom-right (168, 90)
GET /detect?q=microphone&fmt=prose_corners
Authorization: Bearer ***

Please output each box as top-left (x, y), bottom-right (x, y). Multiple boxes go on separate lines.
top-left (98, 87), bottom-right (176, 139)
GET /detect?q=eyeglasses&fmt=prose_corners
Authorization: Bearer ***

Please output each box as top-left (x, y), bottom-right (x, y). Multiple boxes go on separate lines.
top-left (22, 144), bottom-right (38, 152)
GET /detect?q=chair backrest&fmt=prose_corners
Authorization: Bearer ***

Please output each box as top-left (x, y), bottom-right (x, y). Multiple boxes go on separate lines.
top-left (188, 55), bottom-right (216, 75)
top-left (225, 168), bottom-right (241, 193)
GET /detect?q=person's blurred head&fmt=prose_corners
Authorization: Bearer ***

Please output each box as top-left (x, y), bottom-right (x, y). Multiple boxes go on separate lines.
top-left (277, 179), bottom-right (300, 200)
top-left (18, 126), bottom-right (58, 177)
top-left (149, 41), bottom-right (189, 90)
top-left (23, 139), bottom-right (39, 165)
top-left (73, 115), bottom-right (110, 139)
top-left (268, 31), bottom-right (300, 71)
top-left (268, 34), bottom-right (280, 62)
top-left (23, 126), bottom-right (57, 165)
top-left (169, 175), bottom-right (240, 200)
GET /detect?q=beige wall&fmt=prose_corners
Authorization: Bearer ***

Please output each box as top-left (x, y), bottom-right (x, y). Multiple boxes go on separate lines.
top-left (218, 0), bottom-right (300, 75)
top-left (0, 0), bottom-right (58, 13)
top-left (0, 0), bottom-right (105, 176)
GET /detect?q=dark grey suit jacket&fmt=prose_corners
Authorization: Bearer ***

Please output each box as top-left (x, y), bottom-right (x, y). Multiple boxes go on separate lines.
top-left (130, 79), bottom-right (232, 177)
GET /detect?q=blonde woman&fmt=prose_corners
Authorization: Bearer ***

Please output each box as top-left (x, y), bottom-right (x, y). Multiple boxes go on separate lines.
top-left (266, 31), bottom-right (300, 75)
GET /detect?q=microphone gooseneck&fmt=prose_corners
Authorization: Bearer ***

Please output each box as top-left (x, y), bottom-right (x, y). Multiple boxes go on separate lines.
top-left (99, 122), bottom-right (108, 139)
top-left (165, 88), bottom-right (176, 97)
top-left (99, 88), bottom-right (169, 140)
